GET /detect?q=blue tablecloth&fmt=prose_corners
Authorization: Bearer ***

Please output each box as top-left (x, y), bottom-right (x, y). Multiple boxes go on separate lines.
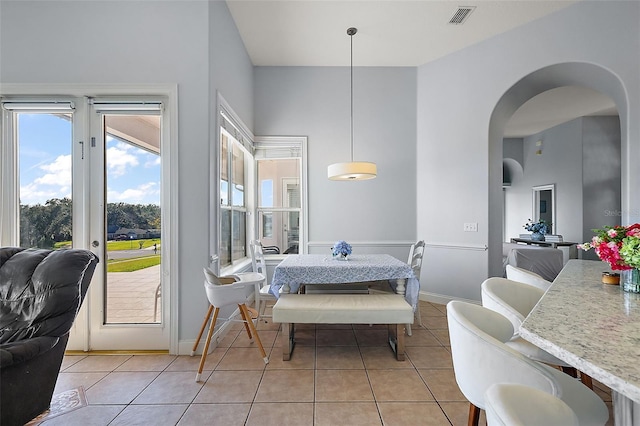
top-left (270, 254), bottom-right (419, 310)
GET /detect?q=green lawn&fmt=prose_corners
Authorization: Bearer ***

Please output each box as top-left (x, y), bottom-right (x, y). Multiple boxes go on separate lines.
top-left (107, 239), bottom-right (159, 251)
top-left (107, 255), bottom-right (161, 272)
top-left (53, 239), bottom-right (160, 251)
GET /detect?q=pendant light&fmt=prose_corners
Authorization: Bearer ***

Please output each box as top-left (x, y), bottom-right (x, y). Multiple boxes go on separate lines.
top-left (328, 27), bottom-right (377, 181)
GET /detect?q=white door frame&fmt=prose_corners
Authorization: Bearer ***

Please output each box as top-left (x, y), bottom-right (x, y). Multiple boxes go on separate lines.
top-left (0, 84), bottom-right (179, 353)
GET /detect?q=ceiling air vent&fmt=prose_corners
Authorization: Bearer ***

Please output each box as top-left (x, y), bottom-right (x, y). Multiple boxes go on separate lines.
top-left (449, 6), bottom-right (476, 25)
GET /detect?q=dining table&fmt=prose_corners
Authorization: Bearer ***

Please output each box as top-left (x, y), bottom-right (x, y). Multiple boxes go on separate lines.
top-left (269, 253), bottom-right (420, 310)
top-left (520, 259), bottom-right (640, 426)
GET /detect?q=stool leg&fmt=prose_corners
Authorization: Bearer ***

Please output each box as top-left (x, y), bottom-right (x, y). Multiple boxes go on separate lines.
top-left (239, 303), bottom-right (254, 341)
top-left (239, 303), bottom-right (269, 364)
top-left (196, 307), bottom-right (219, 382)
top-left (580, 371), bottom-right (594, 389)
top-left (468, 403), bottom-right (480, 426)
top-left (191, 304), bottom-right (214, 356)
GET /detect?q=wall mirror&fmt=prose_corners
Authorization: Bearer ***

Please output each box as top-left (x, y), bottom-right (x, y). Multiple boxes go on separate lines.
top-left (532, 184), bottom-right (555, 234)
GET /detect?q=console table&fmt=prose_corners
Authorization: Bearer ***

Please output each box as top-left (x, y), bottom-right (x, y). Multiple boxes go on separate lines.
top-left (509, 237), bottom-right (577, 249)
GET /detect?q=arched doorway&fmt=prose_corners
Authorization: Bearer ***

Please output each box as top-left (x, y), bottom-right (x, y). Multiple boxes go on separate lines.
top-left (487, 62), bottom-right (629, 277)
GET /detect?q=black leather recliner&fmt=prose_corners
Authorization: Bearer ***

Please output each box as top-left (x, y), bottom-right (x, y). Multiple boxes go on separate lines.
top-left (0, 247), bottom-right (98, 426)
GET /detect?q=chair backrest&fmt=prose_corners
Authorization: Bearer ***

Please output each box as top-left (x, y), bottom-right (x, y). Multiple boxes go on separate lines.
top-left (250, 240), bottom-right (268, 286)
top-left (481, 277), bottom-right (545, 335)
top-left (408, 240), bottom-right (425, 279)
top-left (505, 264), bottom-right (552, 291)
top-left (0, 247), bottom-right (98, 343)
top-left (446, 300), bottom-right (560, 410)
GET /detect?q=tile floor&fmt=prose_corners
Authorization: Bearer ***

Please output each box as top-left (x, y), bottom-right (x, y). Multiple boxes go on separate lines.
top-left (35, 301), bottom-right (614, 425)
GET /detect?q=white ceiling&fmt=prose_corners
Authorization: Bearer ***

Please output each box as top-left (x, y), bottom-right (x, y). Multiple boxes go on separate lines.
top-left (227, 0), bottom-right (618, 137)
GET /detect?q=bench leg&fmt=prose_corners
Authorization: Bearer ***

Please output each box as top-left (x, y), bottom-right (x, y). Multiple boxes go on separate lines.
top-left (388, 324), bottom-right (406, 361)
top-left (282, 322), bottom-right (295, 361)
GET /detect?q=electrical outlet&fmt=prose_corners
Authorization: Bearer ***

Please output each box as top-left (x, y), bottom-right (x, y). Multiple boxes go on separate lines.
top-left (463, 222), bottom-right (478, 232)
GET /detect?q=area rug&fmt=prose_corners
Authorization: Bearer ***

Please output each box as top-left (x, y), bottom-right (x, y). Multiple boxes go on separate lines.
top-left (26, 386), bottom-right (87, 424)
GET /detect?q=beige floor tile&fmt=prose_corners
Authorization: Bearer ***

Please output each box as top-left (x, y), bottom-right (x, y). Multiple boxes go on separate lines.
top-left (133, 371), bottom-right (206, 404)
top-left (194, 370), bottom-right (263, 403)
top-left (421, 304), bottom-right (448, 317)
top-left (377, 401), bottom-right (451, 426)
top-left (422, 315), bottom-right (450, 330)
top-left (64, 355), bottom-right (132, 372)
top-left (354, 328), bottom-right (389, 346)
top-left (405, 328), bottom-right (443, 346)
top-left (254, 369), bottom-right (315, 402)
top-left (440, 401), bottom-right (486, 426)
top-left (177, 403), bottom-right (251, 425)
top-left (430, 328), bottom-right (451, 347)
top-left (85, 371), bottom-right (159, 404)
top-left (38, 405), bottom-right (125, 426)
top-left (110, 404), bottom-right (188, 426)
top-left (315, 402), bottom-right (382, 426)
top-left (232, 329), bottom-right (278, 349)
top-left (115, 354), bottom-right (177, 371)
top-left (360, 346), bottom-right (413, 370)
top-left (316, 328), bottom-right (357, 346)
top-left (282, 327), bottom-right (316, 346)
top-left (245, 402), bottom-right (314, 426)
top-left (216, 347), bottom-right (270, 370)
top-left (316, 346), bottom-right (364, 369)
top-left (405, 346), bottom-right (453, 369)
top-left (60, 355), bottom-right (87, 371)
top-left (418, 368), bottom-right (466, 401)
top-left (266, 345), bottom-right (315, 369)
top-left (367, 369), bottom-right (434, 402)
top-left (166, 350), bottom-right (227, 371)
top-left (315, 369), bottom-right (374, 402)
top-left (53, 372), bottom-right (109, 394)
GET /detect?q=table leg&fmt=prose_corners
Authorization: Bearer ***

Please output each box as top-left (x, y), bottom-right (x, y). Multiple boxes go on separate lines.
top-left (613, 390), bottom-right (640, 426)
top-left (395, 278), bottom-right (406, 296)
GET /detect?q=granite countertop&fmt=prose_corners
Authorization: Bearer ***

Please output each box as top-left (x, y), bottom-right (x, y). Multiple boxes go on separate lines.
top-left (520, 259), bottom-right (640, 403)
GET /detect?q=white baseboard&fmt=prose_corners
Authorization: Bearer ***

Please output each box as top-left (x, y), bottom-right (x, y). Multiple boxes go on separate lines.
top-left (177, 306), bottom-right (241, 356)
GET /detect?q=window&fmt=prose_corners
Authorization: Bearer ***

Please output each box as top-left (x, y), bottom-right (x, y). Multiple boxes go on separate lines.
top-left (219, 129), bottom-right (248, 267)
top-left (255, 137), bottom-right (307, 255)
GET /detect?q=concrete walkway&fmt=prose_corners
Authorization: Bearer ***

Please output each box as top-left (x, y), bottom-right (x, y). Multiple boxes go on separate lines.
top-left (106, 264), bottom-right (161, 324)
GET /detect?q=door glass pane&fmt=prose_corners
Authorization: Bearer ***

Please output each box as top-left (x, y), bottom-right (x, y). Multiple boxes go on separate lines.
top-left (104, 114), bottom-right (161, 324)
top-left (18, 113), bottom-right (73, 249)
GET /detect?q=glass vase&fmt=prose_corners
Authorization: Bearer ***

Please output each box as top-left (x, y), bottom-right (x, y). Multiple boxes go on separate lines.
top-left (622, 268), bottom-right (640, 293)
top-left (530, 232), bottom-right (545, 242)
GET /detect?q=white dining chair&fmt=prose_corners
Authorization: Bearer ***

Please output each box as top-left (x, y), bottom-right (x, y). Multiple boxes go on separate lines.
top-left (485, 383), bottom-right (579, 426)
top-left (194, 267), bottom-right (268, 381)
top-left (481, 277), bottom-right (593, 389)
top-left (447, 300), bottom-right (608, 426)
top-left (506, 264), bottom-right (552, 291)
top-left (406, 240), bottom-right (424, 335)
top-left (250, 240), bottom-right (278, 322)
top-left (368, 240), bottom-right (424, 336)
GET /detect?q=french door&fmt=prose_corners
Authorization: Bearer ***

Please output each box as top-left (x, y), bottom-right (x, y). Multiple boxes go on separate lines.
top-left (0, 94), bottom-right (172, 351)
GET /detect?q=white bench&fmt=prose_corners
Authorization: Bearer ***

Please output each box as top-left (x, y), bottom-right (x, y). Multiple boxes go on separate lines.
top-left (272, 293), bottom-right (414, 361)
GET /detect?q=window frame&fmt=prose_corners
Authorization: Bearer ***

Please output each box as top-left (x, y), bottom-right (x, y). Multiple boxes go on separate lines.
top-left (254, 136), bottom-right (308, 256)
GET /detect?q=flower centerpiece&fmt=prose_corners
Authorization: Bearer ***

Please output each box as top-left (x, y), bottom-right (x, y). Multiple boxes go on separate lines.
top-left (579, 223), bottom-right (640, 292)
top-left (332, 240), bottom-right (352, 260)
top-left (523, 219), bottom-right (551, 241)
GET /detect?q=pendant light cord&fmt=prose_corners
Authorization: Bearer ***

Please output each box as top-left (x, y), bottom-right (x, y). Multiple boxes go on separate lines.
top-left (349, 27), bottom-right (356, 163)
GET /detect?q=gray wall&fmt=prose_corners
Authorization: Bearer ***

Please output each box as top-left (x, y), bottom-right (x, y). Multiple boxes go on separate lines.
top-left (254, 67), bottom-right (417, 247)
top-left (504, 116), bottom-right (621, 248)
top-left (416, 0), bottom-right (639, 301)
top-left (0, 0), bottom-right (255, 349)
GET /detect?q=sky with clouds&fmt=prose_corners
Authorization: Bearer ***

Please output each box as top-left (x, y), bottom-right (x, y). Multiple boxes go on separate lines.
top-left (18, 113), bottom-right (160, 206)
